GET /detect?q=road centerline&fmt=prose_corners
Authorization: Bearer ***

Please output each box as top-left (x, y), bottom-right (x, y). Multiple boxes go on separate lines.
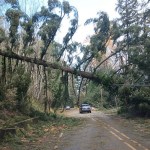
top-left (95, 118), bottom-right (149, 150)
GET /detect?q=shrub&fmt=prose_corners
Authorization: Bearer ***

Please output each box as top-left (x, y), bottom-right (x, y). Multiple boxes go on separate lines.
top-left (118, 86), bottom-right (150, 117)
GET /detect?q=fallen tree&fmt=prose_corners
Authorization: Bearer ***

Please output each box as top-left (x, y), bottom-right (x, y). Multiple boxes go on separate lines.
top-left (0, 50), bottom-right (101, 82)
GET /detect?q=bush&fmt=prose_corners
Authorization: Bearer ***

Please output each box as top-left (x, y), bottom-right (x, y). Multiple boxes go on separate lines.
top-left (118, 106), bottom-right (128, 114)
top-left (118, 86), bottom-right (150, 117)
top-left (29, 107), bottom-right (58, 121)
top-left (13, 66), bottom-right (31, 114)
top-left (138, 102), bottom-right (150, 117)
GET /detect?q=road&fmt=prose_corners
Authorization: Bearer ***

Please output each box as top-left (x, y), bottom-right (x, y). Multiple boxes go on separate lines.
top-left (58, 109), bottom-right (150, 150)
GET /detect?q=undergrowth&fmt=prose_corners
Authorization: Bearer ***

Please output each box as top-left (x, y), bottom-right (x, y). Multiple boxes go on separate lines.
top-left (0, 111), bottom-right (82, 149)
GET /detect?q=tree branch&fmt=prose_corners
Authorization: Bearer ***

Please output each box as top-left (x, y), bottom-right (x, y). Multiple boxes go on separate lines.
top-left (94, 50), bottom-right (119, 71)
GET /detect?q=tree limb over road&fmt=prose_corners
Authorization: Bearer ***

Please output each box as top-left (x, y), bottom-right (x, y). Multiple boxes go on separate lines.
top-left (0, 50), bottom-right (101, 82)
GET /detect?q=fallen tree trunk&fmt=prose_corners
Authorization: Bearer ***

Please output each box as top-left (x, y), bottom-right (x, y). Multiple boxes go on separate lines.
top-left (0, 117), bottom-right (39, 139)
top-left (0, 128), bottom-right (16, 139)
top-left (0, 50), bottom-right (101, 82)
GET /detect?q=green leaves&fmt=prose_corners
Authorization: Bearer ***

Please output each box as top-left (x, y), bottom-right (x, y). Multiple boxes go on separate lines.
top-left (90, 12), bottom-right (110, 52)
top-left (111, 20), bottom-right (121, 43)
top-left (77, 11), bottom-right (111, 71)
top-left (48, 0), bottom-right (61, 11)
top-left (62, 1), bottom-right (71, 15)
top-left (5, 6), bottom-right (22, 49)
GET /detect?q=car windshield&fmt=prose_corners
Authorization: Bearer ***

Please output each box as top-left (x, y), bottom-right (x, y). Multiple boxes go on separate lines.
top-left (81, 104), bottom-right (90, 106)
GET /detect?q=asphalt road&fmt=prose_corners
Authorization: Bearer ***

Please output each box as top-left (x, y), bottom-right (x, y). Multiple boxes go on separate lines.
top-left (58, 109), bottom-right (150, 150)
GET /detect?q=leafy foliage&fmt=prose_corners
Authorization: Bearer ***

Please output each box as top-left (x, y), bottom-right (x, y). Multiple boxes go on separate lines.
top-left (77, 11), bottom-right (110, 69)
top-left (13, 65), bottom-right (31, 113)
top-left (110, 0), bottom-right (150, 116)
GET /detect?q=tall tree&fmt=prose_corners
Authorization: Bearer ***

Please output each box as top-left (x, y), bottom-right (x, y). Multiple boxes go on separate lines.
top-left (116, 0), bottom-right (139, 64)
top-left (112, 0), bottom-right (150, 116)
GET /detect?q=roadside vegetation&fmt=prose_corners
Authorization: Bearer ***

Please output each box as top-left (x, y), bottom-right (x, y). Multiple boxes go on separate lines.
top-left (0, 109), bottom-right (82, 149)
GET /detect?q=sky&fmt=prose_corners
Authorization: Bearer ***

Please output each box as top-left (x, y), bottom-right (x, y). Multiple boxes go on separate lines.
top-left (59, 0), bottom-right (119, 43)
top-left (66, 0), bottom-right (118, 21)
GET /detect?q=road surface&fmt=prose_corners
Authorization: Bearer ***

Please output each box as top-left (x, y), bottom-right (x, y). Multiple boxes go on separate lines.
top-left (58, 109), bottom-right (150, 150)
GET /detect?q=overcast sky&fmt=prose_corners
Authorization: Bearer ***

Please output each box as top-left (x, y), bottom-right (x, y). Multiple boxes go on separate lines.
top-left (59, 0), bottom-right (119, 43)
top-left (66, 0), bottom-right (118, 21)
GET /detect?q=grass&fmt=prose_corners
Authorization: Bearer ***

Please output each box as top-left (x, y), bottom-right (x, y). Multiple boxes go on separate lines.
top-left (0, 112), bottom-right (82, 150)
top-left (123, 117), bottom-right (150, 136)
top-left (0, 110), bottom-right (30, 128)
top-left (101, 107), bottom-right (119, 115)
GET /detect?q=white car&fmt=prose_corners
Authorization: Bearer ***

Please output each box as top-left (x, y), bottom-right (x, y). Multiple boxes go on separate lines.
top-left (65, 106), bottom-right (71, 110)
top-left (79, 104), bottom-right (91, 113)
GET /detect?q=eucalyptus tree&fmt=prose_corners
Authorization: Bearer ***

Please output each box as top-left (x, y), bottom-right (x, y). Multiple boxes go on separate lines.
top-left (75, 11), bottom-right (110, 71)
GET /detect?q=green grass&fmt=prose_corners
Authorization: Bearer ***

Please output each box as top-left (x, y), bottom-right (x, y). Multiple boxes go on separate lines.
top-left (0, 112), bottom-right (82, 150)
top-left (101, 107), bottom-right (119, 115)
